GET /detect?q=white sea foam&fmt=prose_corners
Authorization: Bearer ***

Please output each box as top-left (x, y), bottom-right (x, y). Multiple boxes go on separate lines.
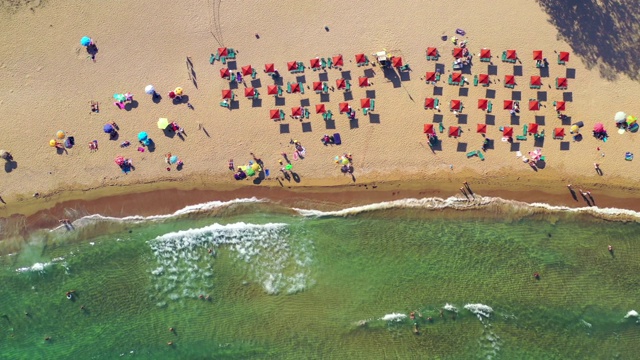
top-left (70, 198), bottom-right (262, 227)
top-left (15, 262), bottom-right (52, 273)
top-left (148, 222), bottom-right (314, 303)
top-left (293, 196), bottom-right (640, 222)
top-left (379, 313), bottom-right (407, 322)
top-left (464, 303), bottom-right (494, 320)
top-left (444, 303), bottom-right (458, 313)
top-left (624, 310), bottom-right (638, 319)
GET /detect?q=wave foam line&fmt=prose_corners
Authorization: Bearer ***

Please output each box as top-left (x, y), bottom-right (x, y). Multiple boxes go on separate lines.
top-left (65, 198), bottom-right (262, 228)
top-left (294, 196), bottom-right (640, 221)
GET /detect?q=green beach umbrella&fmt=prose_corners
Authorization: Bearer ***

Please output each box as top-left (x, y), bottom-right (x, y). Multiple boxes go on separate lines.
top-left (157, 118), bottom-right (169, 129)
top-left (285, 164), bottom-right (293, 171)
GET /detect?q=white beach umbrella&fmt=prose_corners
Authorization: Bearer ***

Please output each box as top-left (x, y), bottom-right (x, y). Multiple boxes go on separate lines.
top-left (614, 111), bottom-right (627, 123)
top-left (145, 85), bottom-right (156, 95)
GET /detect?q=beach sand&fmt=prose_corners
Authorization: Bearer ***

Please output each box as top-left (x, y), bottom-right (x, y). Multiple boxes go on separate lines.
top-left (1, 0), bottom-right (640, 219)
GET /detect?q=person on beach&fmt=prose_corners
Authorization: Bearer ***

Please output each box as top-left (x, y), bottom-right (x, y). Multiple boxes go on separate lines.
top-left (165, 153), bottom-right (172, 165)
top-left (228, 159), bottom-right (234, 171)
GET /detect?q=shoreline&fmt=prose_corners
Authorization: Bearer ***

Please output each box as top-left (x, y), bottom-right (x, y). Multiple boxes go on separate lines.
top-left (2, 167), bottom-right (640, 251)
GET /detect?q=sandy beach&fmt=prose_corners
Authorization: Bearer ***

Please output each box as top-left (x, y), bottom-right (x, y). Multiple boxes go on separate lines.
top-left (2, 0), bottom-right (640, 220)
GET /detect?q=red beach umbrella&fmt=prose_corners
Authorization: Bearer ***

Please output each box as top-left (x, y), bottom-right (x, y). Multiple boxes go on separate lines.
top-left (425, 71), bottom-right (436, 82)
top-left (529, 100), bottom-right (540, 111)
top-left (264, 63), bottom-right (275, 74)
top-left (315, 104), bottom-right (326, 114)
top-left (424, 123), bottom-right (435, 134)
top-left (506, 49), bottom-right (517, 60)
top-left (426, 47), bottom-right (438, 57)
top-left (220, 68), bottom-right (230, 78)
top-left (360, 98), bottom-right (371, 109)
top-left (505, 75), bottom-right (516, 86)
top-left (392, 57), bottom-right (403, 68)
top-left (452, 47), bottom-right (464, 58)
top-left (503, 100), bottom-right (514, 110)
top-left (449, 126), bottom-right (461, 137)
top-left (241, 65), bottom-right (253, 77)
top-left (290, 82), bottom-right (301, 93)
top-left (221, 89), bottom-right (232, 99)
top-left (291, 106), bottom-right (303, 118)
top-left (287, 61), bottom-right (298, 72)
top-left (269, 109), bottom-right (281, 120)
top-left (450, 100), bottom-right (462, 111)
top-left (478, 74), bottom-right (489, 85)
top-left (332, 54), bottom-right (344, 67)
top-left (559, 51), bottom-right (570, 62)
top-left (313, 82), bottom-right (323, 92)
top-left (168, 91), bottom-right (176, 99)
top-left (451, 72), bottom-right (463, 83)
top-left (477, 123), bottom-right (487, 134)
top-left (528, 123), bottom-right (539, 134)
top-left (114, 156), bottom-right (125, 166)
top-left (480, 48), bottom-right (491, 60)
top-left (554, 128), bottom-right (565, 138)
top-left (424, 97), bottom-right (435, 109)
top-left (218, 47), bottom-right (228, 57)
top-left (339, 102), bottom-right (351, 114)
top-left (267, 85), bottom-right (278, 96)
top-left (555, 101), bottom-right (566, 111)
top-left (593, 123), bottom-right (605, 132)
top-left (530, 76), bottom-right (542, 86)
top-left (355, 53), bottom-right (367, 65)
top-left (358, 77), bottom-right (370, 87)
top-left (310, 58), bottom-right (321, 69)
top-left (503, 127), bottom-right (514, 137)
top-left (244, 87), bottom-right (255, 98)
top-left (533, 50), bottom-right (543, 61)
top-left (557, 77), bottom-right (568, 88)
top-left (478, 99), bottom-right (488, 110)
top-left (336, 78), bottom-right (346, 90)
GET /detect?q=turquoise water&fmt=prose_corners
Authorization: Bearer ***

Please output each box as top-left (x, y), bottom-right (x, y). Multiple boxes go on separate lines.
top-left (1, 199), bottom-right (639, 359)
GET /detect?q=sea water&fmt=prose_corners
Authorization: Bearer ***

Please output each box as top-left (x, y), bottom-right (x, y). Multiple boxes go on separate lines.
top-left (1, 197), bottom-right (639, 359)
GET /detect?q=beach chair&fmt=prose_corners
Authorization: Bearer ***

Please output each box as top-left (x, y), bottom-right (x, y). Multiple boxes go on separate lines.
top-left (523, 125), bottom-right (528, 136)
top-left (438, 122), bottom-right (445, 133)
top-left (370, 99), bottom-right (375, 111)
top-left (287, 82), bottom-right (292, 93)
top-left (209, 53), bottom-right (217, 64)
top-left (473, 75), bottom-right (479, 86)
top-left (326, 110), bottom-right (333, 120)
top-left (297, 61), bottom-right (305, 73)
top-left (221, 56), bottom-right (226, 64)
top-left (227, 48), bottom-right (236, 59)
top-left (399, 64), bottom-right (411, 72)
top-left (299, 82), bottom-right (305, 94)
top-left (487, 101), bottom-right (493, 113)
top-left (251, 68), bottom-right (257, 79)
top-left (434, 98), bottom-right (439, 108)
top-left (230, 73), bottom-right (236, 82)
top-left (327, 57), bottom-right (333, 68)
top-left (322, 82), bottom-right (329, 93)
top-left (279, 109), bottom-right (285, 121)
top-left (478, 151), bottom-right (485, 160)
top-left (535, 130), bottom-right (545, 139)
top-left (278, 86), bottom-right (283, 97)
top-left (345, 80), bottom-right (351, 92)
top-left (501, 51), bottom-right (507, 62)
top-left (363, 108), bottom-right (368, 115)
top-left (516, 135), bottom-right (527, 141)
top-left (304, 108), bottom-right (310, 119)
top-left (466, 150), bottom-right (478, 158)
top-left (219, 100), bottom-right (229, 108)
top-left (321, 58), bottom-right (327, 69)
top-left (448, 74), bottom-right (454, 85)
top-left (253, 89), bottom-right (260, 99)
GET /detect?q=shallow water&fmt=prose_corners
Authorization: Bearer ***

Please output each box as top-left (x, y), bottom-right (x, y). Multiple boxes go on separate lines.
top-left (1, 199), bottom-right (639, 359)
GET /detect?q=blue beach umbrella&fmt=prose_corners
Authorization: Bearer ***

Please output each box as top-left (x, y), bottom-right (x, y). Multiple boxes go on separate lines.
top-left (138, 132), bottom-right (148, 141)
top-left (80, 36), bottom-right (92, 47)
top-left (169, 156), bottom-right (178, 164)
top-left (103, 123), bottom-right (114, 133)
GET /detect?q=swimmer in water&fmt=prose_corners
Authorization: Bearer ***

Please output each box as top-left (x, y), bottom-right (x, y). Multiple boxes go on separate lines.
top-left (66, 292), bottom-right (73, 300)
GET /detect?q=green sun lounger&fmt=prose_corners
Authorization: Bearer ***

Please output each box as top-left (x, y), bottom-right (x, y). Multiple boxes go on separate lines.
top-left (221, 56), bottom-right (226, 64)
top-left (299, 82), bottom-right (305, 94)
top-left (227, 48), bottom-right (236, 59)
top-left (321, 58), bottom-right (327, 69)
top-left (478, 151), bottom-right (485, 160)
top-left (523, 124), bottom-right (528, 136)
top-left (279, 109), bottom-right (285, 121)
top-left (209, 53), bottom-right (217, 64)
top-left (287, 82), bottom-right (292, 93)
top-left (252, 68), bottom-right (257, 79)
top-left (345, 80), bottom-right (351, 92)
top-left (370, 99), bottom-right (375, 111)
top-left (434, 98), bottom-right (439, 108)
top-left (487, 101), bottom-right (493, 113)
top-left (325, 110), bottom-right (333, 120)
top-left (278, 86), bottom-right (283, 97)
top-left (323, 82), bottom-right (329, 93)
top-left (473, 75), bottom-right (479, 86)
top-left (466, 150), bottom-right (478, 158)
top-left (439, 122), bottom-right (445, 133)
top-left (219, 101), bottom-right (229, 108)
top-left (327, 57), bottom-right (333, 68)
top-left (304, 108), bottom-right (310, 119)
top-left (253, 90), bottom-right (260, 99)
top-left (363, 108), bottom-right (368, 115)
top-left (516, 135), bottom-right (527, 141)
top-left (557, 55), bottom-right (565, 65)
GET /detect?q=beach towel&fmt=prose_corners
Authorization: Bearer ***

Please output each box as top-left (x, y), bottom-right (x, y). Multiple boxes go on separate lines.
top-left (292, 151), bottom-right (299, 161)
top-left (456, 28), bottom-right (466, 36)
top-left (333, 133), bottom-right (342, 145)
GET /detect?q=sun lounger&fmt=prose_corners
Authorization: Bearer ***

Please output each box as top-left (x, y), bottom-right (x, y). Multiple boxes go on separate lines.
top-left (439, 122), bottom-right (445, 133)
top-left (321, 58), bottom-right (327, 69)
top-left (304, 108), bottom-right (310, 119)
top-left (327, 57), bottom-right (333, 68)
top-left (253, 90), bottom-right (260, 99)
top-left (323, 82), bottom-right (329, 93)
top-left (399, 64), bottom-right (410, 72)
top-left (297, 62), bottom-right (305, 73)
top-left (516, 135), bottom-right (527, 141)
top-left (220, 101), bottom-right (229, 108)
top-left (326, 110), bottom-right (333, 120)
top-left (227, 48), bottom-right (236, 59)
top-left (279, 109), bottom-right (285, 121)
top-left (221, 56), bottom-right (226, 65)
top-left (209, 53), bottom-right (217, 64)
top-left (535, 130), bottom-right (545, 139)
top-left (363, 108), bottom-right (368, 115)
top-left (523, 125), bottom-right (528, 136)
top-left (252, 68), bottom-right (257, 79)
top-left (557, 55), bottom-right (565, 65)
top-left (230, 73), bottom-right (236, 82)
top-left (478, 151), bottom-right (485, 160)
top-left (473, 75), bottom-right (478, 86)
top-left (370, 99), bottom-right (375, 111)
top-left (487, 101), bottom-right (493, 113)
top-left (333, 133), bottom-right (342, 145)
top-left (345, 80), bottom-right (351, 92)
top-left (466, 150), bottom-right (478, 158)
top-left (278, 86), bottom-right (283, 97)
top-left (287, 82), bottom-right (292, 93)
top-left (434, 98), bottom-right (439, 108)
top-left (299, 82), bottom-right (305, 94)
